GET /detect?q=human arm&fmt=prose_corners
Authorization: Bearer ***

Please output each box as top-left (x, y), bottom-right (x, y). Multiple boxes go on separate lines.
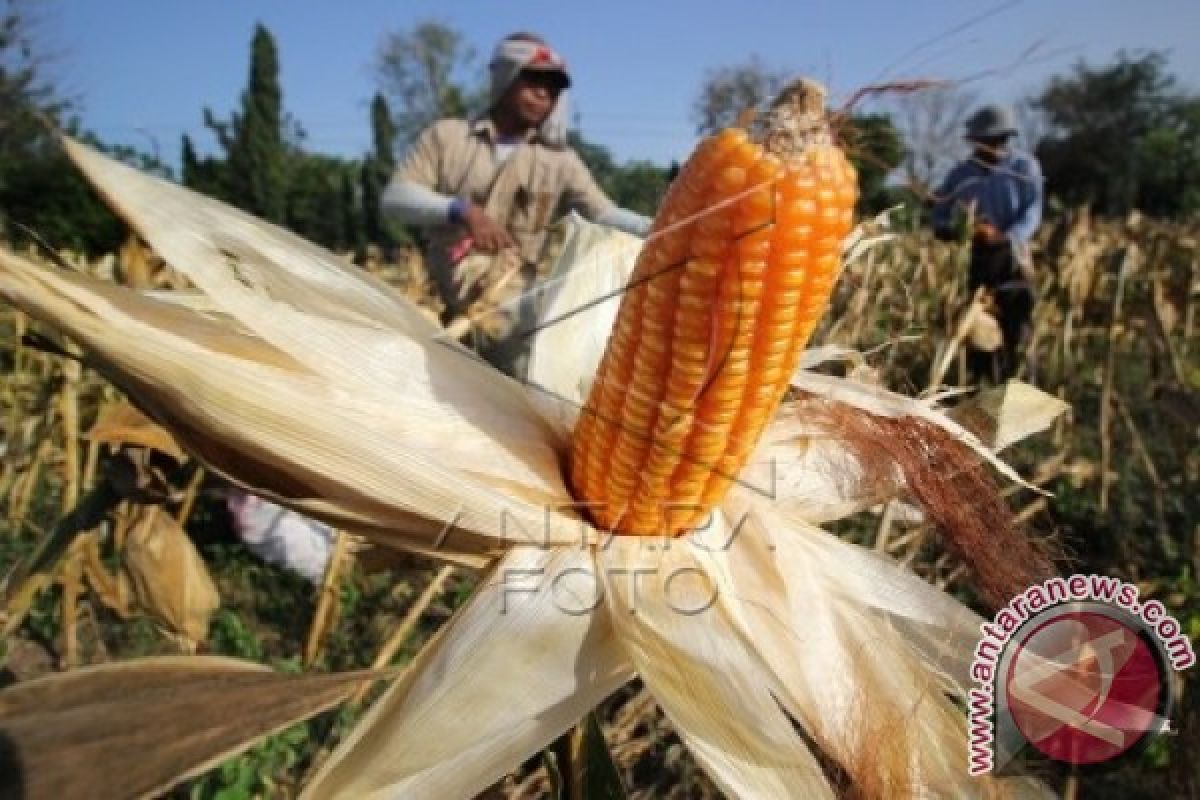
top-left (380, 178), bottom-right (455, 226)
top-left (930, 165), bottom-right (966, 241)
top-left (559, 151), bottom-right (652, 237)
top-left (381, 122), bottom-right (514, 252)
top-left (594, 206), bottom-right (653, 238)
top-left (1001, 155), bottom-right (1043, 246)
top-left (381, 180), bottom-right (514, 252)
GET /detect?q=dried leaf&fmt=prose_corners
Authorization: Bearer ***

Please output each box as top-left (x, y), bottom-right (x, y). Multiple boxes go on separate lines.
top-left (0, 657), bottom-right (383, 800)
top-left (303, 547), bottom-right (633, 799)
top-left (121, 506), bottom-right (219, 649)
top-left (86, 401), bottom-right (185, 461)
top-left (949, 381), bottom-right (1070, 452)
top-left (965, 307), bottom-right (1003, 352)
top-left (598, 537), bottom-right (836, 799)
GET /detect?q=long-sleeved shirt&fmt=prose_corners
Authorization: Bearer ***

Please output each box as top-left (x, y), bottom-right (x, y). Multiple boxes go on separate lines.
top-left (931, 149), bottom-right (1044, 246)
top-left (383, 117), bottom-right (651, 268)
top-left (382, 116), bottom-right (654, 368)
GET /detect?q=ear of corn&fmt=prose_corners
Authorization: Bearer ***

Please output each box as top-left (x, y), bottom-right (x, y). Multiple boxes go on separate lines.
top-left (570, 80), bottom-right (857, 536)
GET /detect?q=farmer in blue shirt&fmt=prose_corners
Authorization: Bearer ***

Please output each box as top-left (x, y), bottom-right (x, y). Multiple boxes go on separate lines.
top-left (932, 104), bottom-right (1044, 383)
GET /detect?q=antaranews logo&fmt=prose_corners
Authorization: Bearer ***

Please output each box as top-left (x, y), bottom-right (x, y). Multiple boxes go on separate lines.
top-left (967, 574), bottom-right (1195, 775)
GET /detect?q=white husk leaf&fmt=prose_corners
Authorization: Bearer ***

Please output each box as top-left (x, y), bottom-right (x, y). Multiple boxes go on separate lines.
top-left (707, 493), bottom-right (981, 796)
top-left (526, 212), bottom-right (643, 438)
top-left (700, 492), bottom-right (1053, 798)
top-left (599, 535), bottom-right (836, 800)
top-left (0, 251), bottom-right (580, 567)
top-left (62, 138), bottom-right (574, 528)
top-left (949, 381), bottom-right (1070, 452)
top-left (303, 546), bottom-right (633, 800)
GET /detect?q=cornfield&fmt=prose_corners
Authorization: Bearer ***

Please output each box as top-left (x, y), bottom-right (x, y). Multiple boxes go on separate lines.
top-left (0, 190), bottom-right (1196, 799)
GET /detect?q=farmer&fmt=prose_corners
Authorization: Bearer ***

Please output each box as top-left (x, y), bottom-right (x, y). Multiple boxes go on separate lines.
top-left (932, 103), bottom-right (1044, 384)
top-left (382, 32), bottom-right (651, 376)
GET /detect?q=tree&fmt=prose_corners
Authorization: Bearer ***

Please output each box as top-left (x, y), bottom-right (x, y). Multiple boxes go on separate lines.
top-left (375, 21), bottom-right (478, 146)
top-left (1035, 51), bottom-right (1200, 216)
top-left (840, 113), bottom-right (905, 214)
top-left (0, 1), bottom-right (65, 165)
top-left (692, 57), bottom-right (788, 135)
top-left (892, 85), bottom-right (978, 196)
top-left (608, 161), bottom-right (673, 217)
top-left (284, 152), bottom-right (360, 251)
top-left (361, 92), bottom-right (403, 250)
top-left (568, 131), bottom-right (671, 217)
top-left (180, 133), bottom-right (226, 198)
top-left (1133, 100), bottom-right (1200, 216)
top-left (204, 24), bottom-right (286, 222)
top-left (0, 2), bottom-right (139, 254)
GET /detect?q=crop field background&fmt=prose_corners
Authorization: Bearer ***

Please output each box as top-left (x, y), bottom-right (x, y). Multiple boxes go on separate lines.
top-left (2, 5), bottom-right (1199, 798)
top-left (0, 208), bottom-right (1195, 799)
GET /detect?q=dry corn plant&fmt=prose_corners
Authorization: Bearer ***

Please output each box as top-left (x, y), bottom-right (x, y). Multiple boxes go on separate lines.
top-left (0, 393), bottom-right (220, 662)
top-left (812, 189), bottom-right (1197, 585)
top-left (0, 80), bottom-right (1079, 800)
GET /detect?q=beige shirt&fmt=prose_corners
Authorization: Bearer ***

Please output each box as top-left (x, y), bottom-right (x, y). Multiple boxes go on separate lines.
top-left (396, 117), bottom-right (614, 268)
top-left (395, 117), bottom-right (616, 372)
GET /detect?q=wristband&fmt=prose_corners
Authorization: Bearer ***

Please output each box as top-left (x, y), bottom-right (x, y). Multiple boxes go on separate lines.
top-left (448, 197), bottom-right (468, 224)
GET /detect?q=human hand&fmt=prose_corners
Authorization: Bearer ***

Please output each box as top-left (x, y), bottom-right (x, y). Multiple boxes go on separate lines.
top-left (973, 221), bottom-right (1006, 245)
top-left (462, 203), bottom-right (515, 253)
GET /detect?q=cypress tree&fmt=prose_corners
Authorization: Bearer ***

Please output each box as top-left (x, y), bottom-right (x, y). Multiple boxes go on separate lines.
top-left (225, 24), bottom-right (285, 222)
top-left (370, 92), bottom-right (397, 173)
top-left (362, 92), bottom-right (397, 249)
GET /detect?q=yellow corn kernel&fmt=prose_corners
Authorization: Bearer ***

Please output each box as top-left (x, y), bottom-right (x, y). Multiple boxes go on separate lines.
top-left (570, 79), bottom-right (857, 536)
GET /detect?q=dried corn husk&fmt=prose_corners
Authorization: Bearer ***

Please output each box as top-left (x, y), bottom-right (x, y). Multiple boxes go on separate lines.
top-left (121, 506), bottom-right (219, 650)
top-left (0, 139), bottom-right (595, 569)
top-left (966, 307), bottom-right (1004, 352)
top-left (0, 136), bottom-right (1061, 800)
top-left (86, 401), bottom-right (185, 460)
top-left (0, 657), bottom-right (387, 800)
top-left (949, 381), bottom-right (1071, 452)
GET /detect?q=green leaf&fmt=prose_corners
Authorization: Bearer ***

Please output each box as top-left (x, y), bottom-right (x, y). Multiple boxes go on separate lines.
top-left (578, 710), bottom-right (628, 800)
top-left (544, 712), bottom-right (628, 800)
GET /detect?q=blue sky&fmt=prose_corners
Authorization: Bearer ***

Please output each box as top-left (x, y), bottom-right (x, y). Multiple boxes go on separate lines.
top-left (37, 1), bottom-right (1200, 171)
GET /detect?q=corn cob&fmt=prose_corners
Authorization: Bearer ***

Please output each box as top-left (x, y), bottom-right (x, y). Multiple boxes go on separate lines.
top-left (570, 79), bottom-right (857, 536)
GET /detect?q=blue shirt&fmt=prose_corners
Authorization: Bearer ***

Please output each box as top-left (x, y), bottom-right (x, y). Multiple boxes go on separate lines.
top-left (931, 150), bottom-right (1044, 245)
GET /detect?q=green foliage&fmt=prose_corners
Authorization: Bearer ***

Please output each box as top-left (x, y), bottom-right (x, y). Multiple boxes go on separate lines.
top-left (568, 131), bottom-right (671, 216)
top-left (181, 133), bottom-right (226, 199)
top-left (284, 152), bottom-right (362, 252)
top-left (1035, 51), bottom-right (1200, 217)
top-left (203, 24), bottom-right (286, 223)
top-left (608, 161), bottom-right (674, 218)
top-left (209, 608), bottom-right (265, 661)
top-left (187, 723), bottom-right (311, 800)
top-left (360, 93), bottom-right (406, 251)
top-left (841, 113), bottom-right (905, 214)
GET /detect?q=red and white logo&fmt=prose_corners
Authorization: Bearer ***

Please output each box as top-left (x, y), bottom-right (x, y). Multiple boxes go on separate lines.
top-left (968, 576), bottom-right (1192, 776)
top-left (1001, 606), bottom-right (1166, 765)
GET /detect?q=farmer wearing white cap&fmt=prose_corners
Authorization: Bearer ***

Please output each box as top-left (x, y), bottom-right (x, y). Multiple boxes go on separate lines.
top-left (932, 104), bottom-right (1044, 384)
top-left (383, 32), bottom-right (651, 375)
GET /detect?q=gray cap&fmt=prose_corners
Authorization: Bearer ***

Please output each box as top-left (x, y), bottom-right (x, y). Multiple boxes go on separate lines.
top-left (965, 104), bottom-right (1017, 140)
